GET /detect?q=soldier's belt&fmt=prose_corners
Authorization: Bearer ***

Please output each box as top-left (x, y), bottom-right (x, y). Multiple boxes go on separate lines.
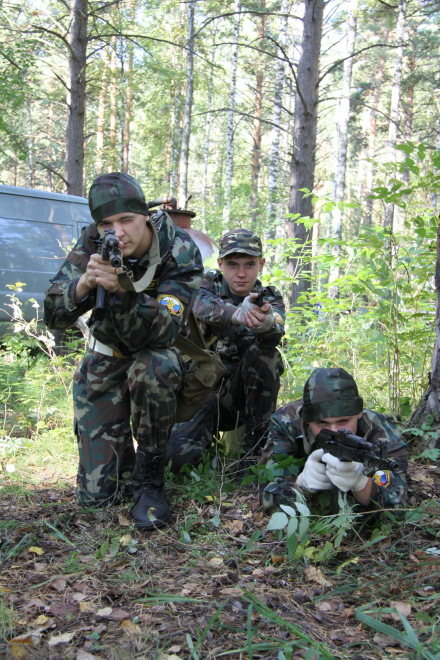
top-left (89, 337), bottom-right (131, 360)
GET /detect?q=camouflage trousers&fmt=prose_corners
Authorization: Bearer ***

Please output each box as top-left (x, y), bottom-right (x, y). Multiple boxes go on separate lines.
top-left (73, 347), bottom-right (184, 506)
top-left (166, 343), bottom-right (284, 471)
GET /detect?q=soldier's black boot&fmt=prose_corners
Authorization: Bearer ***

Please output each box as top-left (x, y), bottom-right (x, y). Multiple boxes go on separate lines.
top-left (130, 450), bottom-right (171, 530)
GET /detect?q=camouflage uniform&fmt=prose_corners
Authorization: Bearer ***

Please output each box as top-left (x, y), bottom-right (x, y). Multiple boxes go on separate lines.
top-left (44, 174), bottom-right (203, 507)
top-left (166, 229), bottom-right (285, 471)
top-left (261, 369), bottom-right (408, 514)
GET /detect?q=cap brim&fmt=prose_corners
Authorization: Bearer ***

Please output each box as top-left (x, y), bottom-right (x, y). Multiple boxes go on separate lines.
top-left (218, 248), bottom-right (262, 258)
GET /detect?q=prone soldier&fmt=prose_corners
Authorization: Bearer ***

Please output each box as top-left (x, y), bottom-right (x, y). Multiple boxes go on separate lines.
top-left (44, 172), bottom-right (203, 530)
top-left (261, 367), bottom-right (408, 514)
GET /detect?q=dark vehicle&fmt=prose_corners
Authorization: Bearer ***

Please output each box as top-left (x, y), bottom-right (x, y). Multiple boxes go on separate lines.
top-left (0, 185), bottom-right (93, 331)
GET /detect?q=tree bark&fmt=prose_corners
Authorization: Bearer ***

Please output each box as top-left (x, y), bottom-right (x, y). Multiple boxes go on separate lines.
top-left (65, 0), bottom-right (88, 196)
top-left (249, 5), bottom-right (266, 226)
top-left (287, 0), bottom-right (324, 307)
top-left (178, 0), bottom-right (195, 209)
top-left (266, 0), bottom-right (290, 247)
top-left (385, 0), bottom-right (406, 230)
top-left (223, 0), bottom-right (241, 225)
top-left (329, 0), bottom-right (357, 294)
top-left (408, 224), bottom-right (440, 449)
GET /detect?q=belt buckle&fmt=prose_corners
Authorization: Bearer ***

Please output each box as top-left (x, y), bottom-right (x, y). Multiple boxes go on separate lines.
top-left (113, 349), bottom-right (130, 359)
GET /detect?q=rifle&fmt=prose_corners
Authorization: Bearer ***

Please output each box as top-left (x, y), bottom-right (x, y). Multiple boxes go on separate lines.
top-left (314, 428), bottom-right (400, 472)
top-left (252, 286), bottom-right (268, 307)
top-left (94, 229), bottom-right (123, 321)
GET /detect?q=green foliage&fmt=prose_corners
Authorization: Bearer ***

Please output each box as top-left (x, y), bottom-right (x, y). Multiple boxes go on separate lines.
top-left (265, 489), bottom-right (359, 563)
top-left (355, 606), bottom-right (440, 659)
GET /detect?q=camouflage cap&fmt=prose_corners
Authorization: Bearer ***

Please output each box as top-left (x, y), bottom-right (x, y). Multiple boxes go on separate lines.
top-left (88, 172), bottom-right (149, 223)
top-left (301, 367), bottom-right (363, 422)
top-left (218, 229), bottom-right (263, 258)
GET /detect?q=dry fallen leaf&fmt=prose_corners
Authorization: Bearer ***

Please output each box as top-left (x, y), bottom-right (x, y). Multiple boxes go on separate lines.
top-left (389, 601), bottom-right (412, 621)
top-left (47, 632), bottom-right (75, 646)
top-left (304, 566), bottom-right (333, 587)
top-left (96, 607), bottom-right (113, 617)
top-left (76, 650), bottom-right (104, 660)
top-left (208, 557), bottom-right (224, 567)
top-left (28, 546), bottom-right (44, 556)
top-left (117, 513), bottom-right (131, 527)
top-left (120, 619), bottom-right (141, 634)
top-left (50, 577), bottom-right (67, 592)
top-left (32, 615), bottom-right (50, 626)
top-left (271, 556), bottom-right (285, 565)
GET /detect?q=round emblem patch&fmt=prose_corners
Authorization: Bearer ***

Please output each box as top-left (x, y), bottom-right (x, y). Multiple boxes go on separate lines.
top-left (158, 294), bottom-right (184, 316)
top-left (274, 312), bottom-right (284, 325)
top-left (372, 470), bottom-right (391, 487)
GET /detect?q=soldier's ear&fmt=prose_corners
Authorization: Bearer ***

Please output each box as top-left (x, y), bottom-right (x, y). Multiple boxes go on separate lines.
top-left (217, 258), bottom-right (224, 270)
top-left (259, 257), bottom-right (265, 271)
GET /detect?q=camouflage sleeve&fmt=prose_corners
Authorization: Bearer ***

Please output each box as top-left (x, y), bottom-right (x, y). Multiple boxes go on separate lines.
top-left (260, 403), bottom-right (305, 514)
top-left (193, 272), bottom-right (237, 325)
top-left (194, 277), bottom-right (285, 348)
top-left (44, 224), bottom-right (97, 329)
top-left (363, 410), bottom-right (409, 511)
top-left (44, 224), bottom-right (204, 353)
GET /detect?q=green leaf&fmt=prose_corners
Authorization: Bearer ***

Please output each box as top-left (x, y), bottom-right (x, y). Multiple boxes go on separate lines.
top-left (266, 512), bottom-right (288, 531)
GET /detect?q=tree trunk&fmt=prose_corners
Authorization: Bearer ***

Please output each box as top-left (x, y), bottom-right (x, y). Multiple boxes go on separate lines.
top-left (122, 0), bottom-right (136, 174)
top-left (328, 0), bottom-right (357, 294)
top-left (95, 47), bottom-right (110, 176)
top-left (201, 33), bottom-right (216, 230)
top-left (65, 0), bottom-right (88, 196)
top-left (249, 6), bottom-right (266, 226)
top-left (223, 0), bottom-right (241, 225)
top-left (385, 0), bottom-right (406, 230)
top-left (266, 0), bottom-right (290, 247)
top-left (408, 224), bottom-right (440, 449)
top-left (287, 0), bottom-right (324, 307)
top-left (108, 36), bottom-right (118, 172)
top-left (364, 32), bottom-right (388, 227)
top-left (178, 0), bottom-right (195, 209)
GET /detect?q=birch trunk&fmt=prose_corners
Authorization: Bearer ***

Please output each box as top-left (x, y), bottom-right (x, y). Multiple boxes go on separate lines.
top-left (329, 0), bottom-right (357, 294)
top-left (385, 0), bottom-right (406, 230)
top-left (178, 0), bottom-right (195, 209)
top-left (249, 7), bottom-right (266, 226)
top-left (95, 47), bottom-right (110, 176)
top-left (201, 34), bottom-right (216, 229)
top-left (364, 33), bottom-right (388, 227)
top-left (266, 0), bottom-right (290, 245)
top-left (223, 0), bottom-right (241, 225)
top-left (122, 0), bottom-right (136, 174)
top-left (65, 0), bottom-right (87, 196)
top-left (287, 0), bottom-right (324, 307)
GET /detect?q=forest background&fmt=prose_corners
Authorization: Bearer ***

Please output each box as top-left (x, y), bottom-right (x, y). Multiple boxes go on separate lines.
top-left (2, 0), bottom-right (440, 423)
top-left (1, 1), bottom-right (440, 657)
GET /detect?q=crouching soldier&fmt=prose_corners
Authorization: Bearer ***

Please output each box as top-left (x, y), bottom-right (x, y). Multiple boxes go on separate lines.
top-left (261, 367), bottom-right (408, 515)
top-left (166, 228), bottom-right (285, 473)
top-left (44, 172), bottom-right (203, 530)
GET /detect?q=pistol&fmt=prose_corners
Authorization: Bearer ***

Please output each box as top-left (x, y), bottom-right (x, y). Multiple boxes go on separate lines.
top-left (252, 287), bottom-right (268, 307)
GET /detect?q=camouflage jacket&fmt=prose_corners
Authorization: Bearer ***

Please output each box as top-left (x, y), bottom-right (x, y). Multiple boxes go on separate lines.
top-left (261, 399), bottom-right (409, 513)
top-left (193, 270), bottom-right (285, 374)
top-left (44, 211), bottom-right (204, 355)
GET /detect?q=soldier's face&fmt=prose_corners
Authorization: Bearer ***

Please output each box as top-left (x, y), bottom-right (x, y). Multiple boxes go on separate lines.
top-left (218, 254), bottom-right (265, 297)
top-left (307, 413), bottom-right (362, 438)
top-left (97, 212), bottom-right (153, 258)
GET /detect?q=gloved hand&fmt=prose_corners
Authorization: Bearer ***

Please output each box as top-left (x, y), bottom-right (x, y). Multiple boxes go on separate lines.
top-left (322, 453), bottom-right (368, 492)
top-left (232, 295), bottom-right (255, 325)
top-left (253, 305), bottom-right (275, 333)
top-left (296, 448), bottom-right (333, 492)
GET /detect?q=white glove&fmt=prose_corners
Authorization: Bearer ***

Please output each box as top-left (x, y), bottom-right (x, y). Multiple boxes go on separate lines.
top-left (253, 305), bottom-right (275, 333)
top-left (296, 449), bottom-right (333, 492)
top-left (322, 453), bottom-right (368, 492)
top-left (232, 295), bottom-right (255, 324)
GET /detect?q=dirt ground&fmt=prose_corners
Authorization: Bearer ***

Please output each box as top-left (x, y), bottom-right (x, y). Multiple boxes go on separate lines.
top-left (0, 460), bottom-right (439, 660)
